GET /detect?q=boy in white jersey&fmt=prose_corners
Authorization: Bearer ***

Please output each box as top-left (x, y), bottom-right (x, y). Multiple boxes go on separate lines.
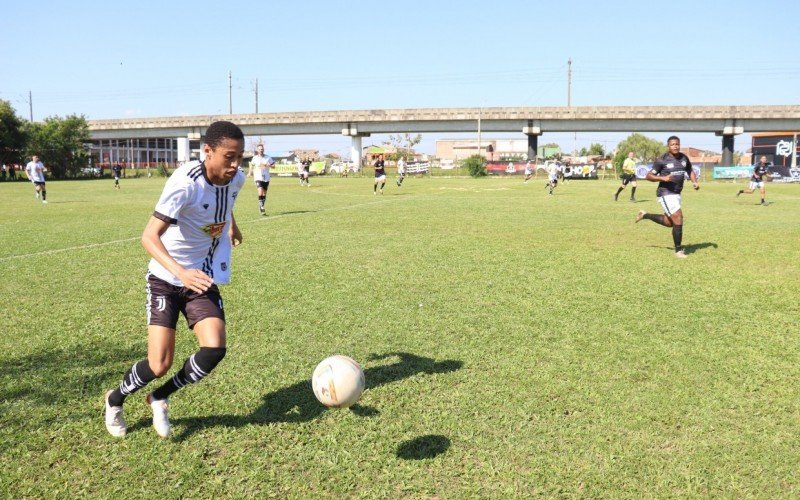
top-left (247, 143), bottom-right (275, 215)
top-left (104, 121), bottom-right (246, 438)
top-left (25, 155), bottom-right (47, 203)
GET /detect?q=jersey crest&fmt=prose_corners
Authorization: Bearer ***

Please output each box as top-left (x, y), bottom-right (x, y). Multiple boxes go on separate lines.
top-left (202, 221), bottom-right (226, 238)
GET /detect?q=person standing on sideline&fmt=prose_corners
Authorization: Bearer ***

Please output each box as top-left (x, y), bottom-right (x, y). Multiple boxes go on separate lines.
top-left (614, 151), bottom-right (638, 201)
top-left (635, 136), bottom-right (699, 259)
top-left (1, 163), bottom-right (6, 181)
top-left (103, 121), bottom-right (246, 438)
top-left (112, 162), bottom-right (123, 189)
top-left (247, 143), bottom-right (275, 215)
top-left (373, 154), bottom-right (386, 194)
top-left (396, 157), bottom-right (406, 187)
top-left (737, 155), bottom-right (771, 205)
top-left (25, 155), bottom-right (47, 203)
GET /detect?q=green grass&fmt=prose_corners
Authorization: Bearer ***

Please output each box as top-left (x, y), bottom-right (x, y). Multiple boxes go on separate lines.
top-left (1, 174), bottom-right (798, 497)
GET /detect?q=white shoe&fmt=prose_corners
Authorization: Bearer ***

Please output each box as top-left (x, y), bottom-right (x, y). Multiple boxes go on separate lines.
top-left (42, 200), bottom-right (48, 204)
top-left (675, 250), bottom-right (688, 259)
top-left (146, 393), bottom-right (171, 438)
top-left (104, 391), bottom-right (127, 437)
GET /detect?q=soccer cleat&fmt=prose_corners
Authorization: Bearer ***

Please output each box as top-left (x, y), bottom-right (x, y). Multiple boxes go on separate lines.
top-left (42, 200), bottom-right (48, 204)
top-left (146, 393), bottom-right (171, 438)
top-left (635, 210), bottom-right (646, 223)
top-left (104, 391), bottom-right (127, 437)
top-left (630, 198), bottom-right (636, 202)
top-left (675, 250), bottom-right (688, 259)
top-left (614, 194), bottom-right (618, 201)
top-left (380, 189), bottom-right (384, 195)
top-left (736, 191), bottom-right (741, 197)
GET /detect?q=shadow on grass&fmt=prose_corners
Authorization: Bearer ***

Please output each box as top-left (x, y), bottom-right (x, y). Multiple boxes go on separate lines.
top-left (276, 210), bottom-right (315, 216)
top-left (646, 242), bottom-right (718, 255)
top-left (166, 352), bottom-right (463, 441)
top-left (396, 434), bottom-right (451, 460)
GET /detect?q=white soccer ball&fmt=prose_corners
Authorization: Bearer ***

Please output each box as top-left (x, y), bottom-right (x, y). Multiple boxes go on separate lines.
top-left (311, 355), bottom-right (365, 408)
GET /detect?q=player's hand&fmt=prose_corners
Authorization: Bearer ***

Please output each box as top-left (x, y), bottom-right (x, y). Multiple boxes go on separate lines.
top-left (693, 183), bottom-right (700, 191)
top-left (230, 225), bottom-right (243, 247)
top-left (179, 269), bottom-right (214, 293)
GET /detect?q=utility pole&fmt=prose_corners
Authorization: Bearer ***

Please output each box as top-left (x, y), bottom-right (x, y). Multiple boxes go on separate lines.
top-left (477, 107), bottom-right (482, 159)
top-left (254, 78), bottom-right (259, 114)
top-left (28, 90), bottom-right (33, 121)
top-left (568, 58), bottom-right (576, 155)
top-left (228, 71), bottom-right (233, 114)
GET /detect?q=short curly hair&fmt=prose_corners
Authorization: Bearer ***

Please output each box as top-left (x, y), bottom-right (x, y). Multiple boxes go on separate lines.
top-left (205, 121), bottom-right (244, 149)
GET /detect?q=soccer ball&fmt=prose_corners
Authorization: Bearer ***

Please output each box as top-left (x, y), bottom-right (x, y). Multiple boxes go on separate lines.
top-left (311, 355), bottom-right (365, 408)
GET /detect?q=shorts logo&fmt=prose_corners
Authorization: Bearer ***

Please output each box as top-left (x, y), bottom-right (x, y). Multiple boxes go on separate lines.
top-left (201, 221), bottom-right (226, 238)
top-left (221, 262), bottom-right (227, 271)
top-left (155, 296), bottom-right (166, 312)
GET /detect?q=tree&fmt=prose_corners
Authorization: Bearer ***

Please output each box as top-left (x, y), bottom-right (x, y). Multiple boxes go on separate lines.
top-left (383, 133), bottom-right (421, 160)
top-left (612, 133), bottom-right (667, 172)
top-left (0, 100), bottom-right (26, 166)
top-left (579, 143), bottom-right (605, 157)
top-left (462, 154), bottom-right (486, 177)
top-left (24, 115), bottom-right (91, 179)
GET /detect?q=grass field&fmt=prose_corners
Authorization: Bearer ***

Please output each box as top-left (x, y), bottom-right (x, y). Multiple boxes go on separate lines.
top-left (1, 173), bottom-right (798, 497)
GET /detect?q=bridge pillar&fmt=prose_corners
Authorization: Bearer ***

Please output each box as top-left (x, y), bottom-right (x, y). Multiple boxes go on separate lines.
top-left (342, 125), bottom-right (370, 171)
top-left (716, 125), bottom-right (743, 166)
top-left (523, 124), bottom-right (542, 161)
top-left (177, 137), bottom-right (191, 164)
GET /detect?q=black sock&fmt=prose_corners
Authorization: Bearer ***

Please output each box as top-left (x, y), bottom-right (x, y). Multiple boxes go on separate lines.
top-left (761, 198), bottom-right (765, 204)
top-left (615, 187), bottom-right (624, 197)
top-left (672, 224), bottom-right (683, 252)
top-left (151, 347), bottom-right (226, 400)
top-left (381, 182), bottom-right (385, 190)
top-left (42, 190), bottom-right (46, 201)
top-left (630, 186), bottom-right (636, 199)
top-left (644, 213), bottom-right (669, 227)
top-left (738, 190), bottom-right (744, 195)
top-left (108, 359), bottom-right (157, 407)
top-left (258, 195), bottom-right (265, 210)
top-left (374, 184), bottom-right (377, 192)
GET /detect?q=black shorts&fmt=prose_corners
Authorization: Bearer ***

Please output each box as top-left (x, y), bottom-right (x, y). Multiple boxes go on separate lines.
top-left (34, 181), bottom-right (46, 187)
top-left (255, 180), bottom-right (270, 190)
top-left (621, 173), bottom-right (637, 185)
top-left (146, 274), bottom-right (225, 330)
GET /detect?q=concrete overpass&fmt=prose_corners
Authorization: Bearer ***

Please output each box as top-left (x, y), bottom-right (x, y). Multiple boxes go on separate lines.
top-left (87, 105), bottom-right (800, 166)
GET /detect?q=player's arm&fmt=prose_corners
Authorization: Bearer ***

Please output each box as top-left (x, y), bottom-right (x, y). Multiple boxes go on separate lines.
top-left (229, 213), bottom-right (242, 247)
top-left (247, 163), bottom-right (254, 177)
top-left (645, 165), bottom-right (668, 183)
top-left (141, 216), bottom-right (214, 293)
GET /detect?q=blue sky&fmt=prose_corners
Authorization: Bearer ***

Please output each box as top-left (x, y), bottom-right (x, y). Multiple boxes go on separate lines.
top-left (2, 0), bottom-right (798, 156)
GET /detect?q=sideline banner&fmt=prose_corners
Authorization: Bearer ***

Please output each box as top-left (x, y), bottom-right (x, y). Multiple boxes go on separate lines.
top-left (272, 161), bottom-right (326, 176)
top-left (713, 166), bottom-right (752, 179)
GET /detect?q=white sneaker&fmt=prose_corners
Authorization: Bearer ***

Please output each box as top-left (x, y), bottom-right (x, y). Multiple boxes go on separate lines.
top-left (42, 200), bottom-right (48, 204)
top-left (675, 250), bottom-right (688, 259)
top-left (104, 391), bottom-right (127, 437)
top-left (146, 393), bottom-right (171, 438)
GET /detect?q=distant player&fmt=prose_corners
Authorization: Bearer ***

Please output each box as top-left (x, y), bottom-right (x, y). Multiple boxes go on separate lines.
top-left (247, 144), bottom-right (275, 215)
top-left (103, 121), bottom-right (246, 438)
top-left (737, 155), bottom-right (771, 205)
top-left (523, 160), bottom-right (533, 184)
top-left (614, 151), bottom-right (638, 201)
top-left (545, 162), bottom-right (558, 195)
top-left (396, 157), bottom-right (406, 187)
top-left (300, 157), bottom-right (312, 186)
top-left (25, 155), bottom-right (47, 203)
top-left (373, 154), bottom-right (386, 194)
top-left (635, 136), bottom-right (699, 259)
top-left (112, 162), bottom-right (122, 189)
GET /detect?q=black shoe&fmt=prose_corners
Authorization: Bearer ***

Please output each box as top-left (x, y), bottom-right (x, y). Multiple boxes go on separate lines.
top-left (614, 194), bottom-right (618, 201)
top-left (736, 191), bottom-right (741, 197)
top-left (630, 198), bottom-right (636, 202)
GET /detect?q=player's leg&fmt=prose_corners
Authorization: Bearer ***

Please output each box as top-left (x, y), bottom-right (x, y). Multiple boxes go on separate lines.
top-left (614, 178), bottom-right (626, 201)
top-left (262, 182), bottom-right (270, 214)
top-left (374, 178), bottom-right (378, 194)
top-left (40, 183), bottom-right (47, 203)
top-left (670, 209), bottom-right (685, 256)
top-left (380, 177), bottom-right (385, 193)
top-left (630, 180), bottom-right (637, 201)
top-left (759, 185), bottom-right (766, 205)
top-left (146, 291), bottom-right (227, 437)
top-left (257, 184), bottom-right (266, 215)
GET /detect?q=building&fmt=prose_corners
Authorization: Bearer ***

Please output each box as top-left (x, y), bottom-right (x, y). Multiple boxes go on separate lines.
top-left (436, 138), bottom-right (559, 161)
top-left (88, 137), bottom-right (199, 169)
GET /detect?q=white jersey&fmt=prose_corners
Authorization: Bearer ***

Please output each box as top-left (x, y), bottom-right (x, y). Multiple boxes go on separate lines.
top-left (547, 164), bottom-right (559, 181)
top-left (397, 159), bottom-right (406, 174)
top-left (524, 162), bottom-right (532, 175)
top-left (26, 161), bottom-right (45, 183)
top-left (148, 162), bottom-right (245, 286)
top-left (251, 154), bottom-right (275, 182)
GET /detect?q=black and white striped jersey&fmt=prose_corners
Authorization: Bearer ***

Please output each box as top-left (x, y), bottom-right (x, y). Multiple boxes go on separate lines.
top-left (149, 161), bottom-right (245, 286)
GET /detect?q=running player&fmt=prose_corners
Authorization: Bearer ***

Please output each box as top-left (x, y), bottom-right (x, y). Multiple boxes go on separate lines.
top-left (396, 157), bottom-right (406, 187)
top-left (635, 136), bottom-right (700, 259)
top-left (247, 144), bottom-right (275, 215)
top-left (545, 162), bottom-right (558, 195)
top-left (112, 162), bottom-right (122, 189)
top-left (737, 155), bottom-right (771, 205)
top-left (300, 157), bottom-right (312, 186)
top-left (25, 155), bottom-right (47, 203)
top-left (614, 151), bottom-right (638, 201)
top-left (103, 121), bottom-right (246, 438)
top-left (523, 160), bottom-right (533, 184)
top-left (373, 154), bottom-right (386, 194)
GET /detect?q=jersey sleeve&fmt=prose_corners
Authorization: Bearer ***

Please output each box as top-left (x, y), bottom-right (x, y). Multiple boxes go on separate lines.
top-left (650, 158), bottom-right (663, 175)
top-left (153, 176), bottom-right (193, 224)
top-left (684, 156), bottom-right (693, 174)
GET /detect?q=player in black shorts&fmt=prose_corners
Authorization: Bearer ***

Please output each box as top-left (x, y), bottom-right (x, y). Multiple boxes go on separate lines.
top-left (373, 154), bottom-right (386, 194)
top-left (112, 163), bottom-right (122, 189)
top-left (301, 157), bottom-right (312, 186)
top-left (104, 121), bottom-right (246, 438)
top-left (737, 155), bottom-right (771, 205)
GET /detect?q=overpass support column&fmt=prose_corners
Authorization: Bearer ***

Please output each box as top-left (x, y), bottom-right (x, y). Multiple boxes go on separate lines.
top-left (177, 137), bottom-right (191, 164)
top-left (717, 125), bottom-right (743, 166)
top-left (342, 125), bottom-right (370, 171)
top-left (523, 123), bottom-right (542, 161)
